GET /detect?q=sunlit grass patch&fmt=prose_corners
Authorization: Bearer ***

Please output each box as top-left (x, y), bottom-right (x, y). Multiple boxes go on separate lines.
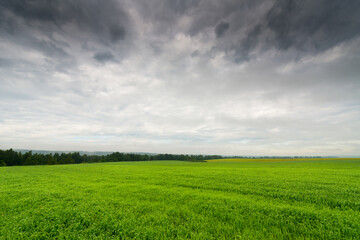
top-left (206, 158), bottom-right (360, 162)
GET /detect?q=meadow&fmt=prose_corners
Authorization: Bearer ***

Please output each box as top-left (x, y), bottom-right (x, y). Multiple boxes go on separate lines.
top-left (1, 159), bottom-right (360, 239)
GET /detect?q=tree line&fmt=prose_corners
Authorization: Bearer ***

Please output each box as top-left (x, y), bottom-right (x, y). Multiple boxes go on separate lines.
top-left (0, 149), bottom-right (223, 166)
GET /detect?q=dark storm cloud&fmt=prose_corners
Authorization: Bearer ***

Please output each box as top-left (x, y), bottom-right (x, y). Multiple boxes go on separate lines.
top-left (226, 0), bottom-right (360, 61)
top-left (93, 51), bottom-right (115, 63)
top-left (232, 24), bottom-right (262, 63)
top-left (118, 0), bottom-right (360, 63)
top-left (109, 26), bottom-right (126, 43)
top-left (215, 21), bottom-right (230, 38)
top-left (0, 0), bottom-right (129, 45)
top-left (136, 0), bottom-right (359, 62)
top-left (2, 0), bottom-right (358, 63)
top-left (264, 0), bottom-right (360, 53)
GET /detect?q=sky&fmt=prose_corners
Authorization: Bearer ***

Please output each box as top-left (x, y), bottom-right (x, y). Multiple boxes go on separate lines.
top-left (0, 0), bottom-right (360, 156)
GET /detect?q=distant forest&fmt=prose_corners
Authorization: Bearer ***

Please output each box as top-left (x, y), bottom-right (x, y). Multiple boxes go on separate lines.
top-left (0, 149), bottom-right (325, 167)
top-left (0, 149), bottom-right (223, 166)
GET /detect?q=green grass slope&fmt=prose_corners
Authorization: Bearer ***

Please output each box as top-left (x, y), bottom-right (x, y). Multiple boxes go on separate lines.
top-left (1, 160), bottom-right (360, 239)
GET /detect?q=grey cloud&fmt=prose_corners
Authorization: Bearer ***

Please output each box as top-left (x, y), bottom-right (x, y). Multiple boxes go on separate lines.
top-left (0, 24), bottom-right (70, 60)
top-left (185, 0), bottom-right (265, 36)
top-left (35, 39), bottom-right (69, 58)
top-left (93, 51), bottom-right (115, 63)
top-left (0, 58), bottom-right (12, 68)
top-left (167, 0), bottom-right (199, 14)
top-left (215, 21), bottom-right (230, 38)
top-left (128, 0), bottom-right (199, 37)
top-left (191, 50), bottom-right (199, 58)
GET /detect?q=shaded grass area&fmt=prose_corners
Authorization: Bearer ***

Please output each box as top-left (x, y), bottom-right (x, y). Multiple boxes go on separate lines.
top-left (1, 160), bottom-right (360, 239)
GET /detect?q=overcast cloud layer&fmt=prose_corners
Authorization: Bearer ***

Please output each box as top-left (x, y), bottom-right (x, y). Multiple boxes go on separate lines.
top-left (1, 0), bottom-right (360, 156)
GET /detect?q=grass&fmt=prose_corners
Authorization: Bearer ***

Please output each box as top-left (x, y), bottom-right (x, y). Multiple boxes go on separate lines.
top-left (1, 159), bottom-right (360, 239)
top-left (207, 158), bottom-right (360, 162)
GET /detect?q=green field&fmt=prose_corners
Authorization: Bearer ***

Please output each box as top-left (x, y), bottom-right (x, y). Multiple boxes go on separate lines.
top-left (207, 158), bottom-right (360, 162)
top-left (1, 159), bottom-right (360, 239)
